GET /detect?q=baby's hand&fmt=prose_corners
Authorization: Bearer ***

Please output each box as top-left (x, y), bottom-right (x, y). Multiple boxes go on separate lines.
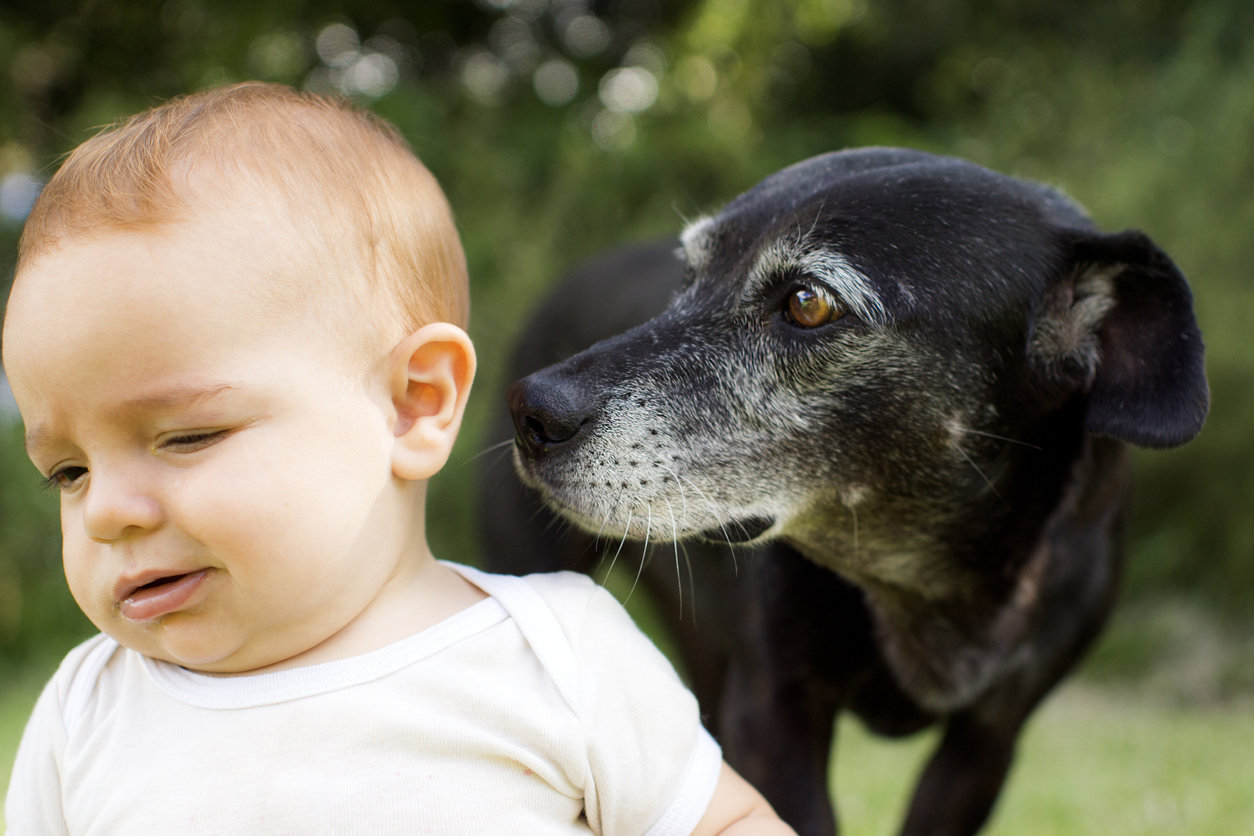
top-left (692, 762), bottom-right (799, 835)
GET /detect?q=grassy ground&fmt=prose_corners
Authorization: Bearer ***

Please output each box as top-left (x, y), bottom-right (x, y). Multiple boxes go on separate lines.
top-left (828, 599), bottom-right (1254, 834)
top-left (3, 671), bottom-right (1253, 833)
top-left (832, 685), bottom-right (1254, 835)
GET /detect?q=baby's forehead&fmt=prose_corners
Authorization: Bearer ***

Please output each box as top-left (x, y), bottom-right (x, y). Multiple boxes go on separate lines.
top-left (6, 208), bottom-right (387, 372)
top-left (16, 150), bottom-right (416, 352)
top-left (16, 200), bottom-right (343, 322)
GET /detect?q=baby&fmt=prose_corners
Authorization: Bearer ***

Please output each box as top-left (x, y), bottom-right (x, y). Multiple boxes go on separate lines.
top-left (2, 82), bottom-right (794, 835)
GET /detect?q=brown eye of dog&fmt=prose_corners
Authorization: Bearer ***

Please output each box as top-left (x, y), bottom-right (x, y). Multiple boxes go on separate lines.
top-left (787, 286), bottom-right (844, 328)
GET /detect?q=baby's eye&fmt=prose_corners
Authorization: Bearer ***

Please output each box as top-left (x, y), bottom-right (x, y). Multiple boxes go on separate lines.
top-left (160, 430), bottom-right (229, 452)
top-left (43, 465), bottom-right (88, 493)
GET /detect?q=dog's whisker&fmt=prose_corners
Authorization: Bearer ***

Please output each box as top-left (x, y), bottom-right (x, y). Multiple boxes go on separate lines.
top-left (642, 504), bottom-right (653, 554)
top-left (595, 490), bottom-right (646, 586)
top-left (525, 493), bottom-right (574, 536)
top-left (675, 473), bottom-right (729, 536)
top-left (659, 463), bottom-right (690, 525)
top-left (676, 473), bottom-right (742, 577)
top-left (448, 437), bottom-right (518, 475)
top-left (599, 506), bottom-right (635, 590)
top-left (683, 541), bottom-right (698, 630)
top-left (594, 483), bottom-right (632, 544)
top-left (657, 471), bottom-right (732, 589)
top-left (590, 512), bottom-right (614, 581)
top-left (951, 425), bottom-right (1042, 451)
top-left (951, 441), bottom-right (1008, 505)
top-left (624, 505), bottom-right (653, 604)
top-left (537, 506), bottom-right (566, 534)
top-left (464, 437), bottom-right (517, 464)
top-left (659, 464), bottom-right (700, 597)
top-left (661, 495), bottom-right (683, 620)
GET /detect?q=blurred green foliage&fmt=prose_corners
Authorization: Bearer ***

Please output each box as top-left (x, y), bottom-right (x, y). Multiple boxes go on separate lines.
top-left (1, 0), bottom-right (1251, 673)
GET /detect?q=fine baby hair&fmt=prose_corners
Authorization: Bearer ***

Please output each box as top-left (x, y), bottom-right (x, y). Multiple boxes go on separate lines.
top-left (19, 81), bottom-right (468, 337)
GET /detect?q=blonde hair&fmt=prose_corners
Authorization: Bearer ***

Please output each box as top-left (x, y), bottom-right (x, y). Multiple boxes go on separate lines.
top-left (17, 82), bottom-right (468, 336)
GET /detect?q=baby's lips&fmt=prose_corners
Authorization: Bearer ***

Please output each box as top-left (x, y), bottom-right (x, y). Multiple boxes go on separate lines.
top-left (117, 569), bottom-right (212, 621)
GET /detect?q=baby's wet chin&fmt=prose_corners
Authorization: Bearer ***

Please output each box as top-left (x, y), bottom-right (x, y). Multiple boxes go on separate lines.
top-left (103, 581), bottom-right (257, 673)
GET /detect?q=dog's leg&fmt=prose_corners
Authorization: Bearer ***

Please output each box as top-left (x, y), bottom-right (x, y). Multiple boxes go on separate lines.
top-left (897, 710), bottom-right (1024, 836)
top-left (708, 546), bottom-right (881, 836)
top-left (720, 662), bottom-right (843, 836)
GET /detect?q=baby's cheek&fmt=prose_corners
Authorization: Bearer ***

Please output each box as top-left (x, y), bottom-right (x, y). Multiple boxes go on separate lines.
top-left (61, 547), bottom-right (107, 627)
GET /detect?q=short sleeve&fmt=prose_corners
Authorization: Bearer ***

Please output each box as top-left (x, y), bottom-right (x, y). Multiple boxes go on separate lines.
top-left (566, 582), bottom-right (723, 835)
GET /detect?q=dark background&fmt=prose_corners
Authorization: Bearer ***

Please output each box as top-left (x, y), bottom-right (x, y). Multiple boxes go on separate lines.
top-left (1, 0), bottom-right (1251, 697)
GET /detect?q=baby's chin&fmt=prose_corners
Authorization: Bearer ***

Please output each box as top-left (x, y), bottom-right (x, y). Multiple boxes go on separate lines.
top-left (150, 622), bottom-right (379, 676)
top-left (102, 616), bottom-right (274, 676)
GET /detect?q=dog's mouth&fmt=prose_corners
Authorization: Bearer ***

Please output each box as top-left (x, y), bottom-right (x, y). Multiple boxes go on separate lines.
top-left (699, 515), bottom-right (775, 544)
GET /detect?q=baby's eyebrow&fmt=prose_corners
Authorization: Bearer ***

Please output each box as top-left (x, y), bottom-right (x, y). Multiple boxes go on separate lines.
top-left (24, 383), bottom-right (241, 455)
top-left (118, 382), bottom-right (241, 412)
top-left (23, 427), bottom-right (54, 457)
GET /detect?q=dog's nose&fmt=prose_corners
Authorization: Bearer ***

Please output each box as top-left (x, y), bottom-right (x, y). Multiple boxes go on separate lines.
top-left (507, 376), bottom-right (591, 459)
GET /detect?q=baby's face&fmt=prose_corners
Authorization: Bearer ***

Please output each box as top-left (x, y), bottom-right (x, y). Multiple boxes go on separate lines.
top-left (3, 214), bottom-right (418, 673)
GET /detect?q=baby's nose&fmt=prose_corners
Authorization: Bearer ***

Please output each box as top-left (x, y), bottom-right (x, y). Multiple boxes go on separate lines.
top-left (80, 466), bottom-right (164, 542)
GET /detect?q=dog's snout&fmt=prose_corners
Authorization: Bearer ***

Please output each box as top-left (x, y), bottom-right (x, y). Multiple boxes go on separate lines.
top-left (507, 376), bottom-right (593, 460)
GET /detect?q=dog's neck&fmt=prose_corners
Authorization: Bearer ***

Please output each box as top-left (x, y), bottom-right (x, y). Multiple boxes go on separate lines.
top-left (787, 434), bottom-right (1126, 712)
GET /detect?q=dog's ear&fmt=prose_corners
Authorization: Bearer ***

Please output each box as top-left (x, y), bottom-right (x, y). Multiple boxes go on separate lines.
top-left (1030, 230), bottom-right (1209, 448)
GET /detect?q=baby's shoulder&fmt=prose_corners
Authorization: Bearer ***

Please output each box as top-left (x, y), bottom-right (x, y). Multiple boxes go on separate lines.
top-left (33, 633), bottom-right (126, 732)
top-left (53, 633), bottom-right (122, 688)
top-left (514, 568), bottom-right (602, 609)
top-left (452, 564), bottom-right (625, 634)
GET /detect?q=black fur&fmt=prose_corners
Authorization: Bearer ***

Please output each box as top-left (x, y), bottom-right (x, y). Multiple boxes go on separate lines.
top-left (478, 148), bottom-right (1208, 835)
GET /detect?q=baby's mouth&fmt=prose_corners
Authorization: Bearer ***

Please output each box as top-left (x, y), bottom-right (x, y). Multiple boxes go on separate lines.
top-left (116, 569), bottom-right (212, 622)
top-left (135, 575), bottom-right (184, 592)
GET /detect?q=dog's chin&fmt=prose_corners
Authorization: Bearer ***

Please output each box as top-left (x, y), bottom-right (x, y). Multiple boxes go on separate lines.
top-left (530, 479), bottom-right (777, 546)
top-left (698, 515), bottom-right (776, 545)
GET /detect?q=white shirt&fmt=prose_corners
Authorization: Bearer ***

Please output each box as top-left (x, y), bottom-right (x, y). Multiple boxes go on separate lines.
top-left (5, 565), bottom-right (722, 835)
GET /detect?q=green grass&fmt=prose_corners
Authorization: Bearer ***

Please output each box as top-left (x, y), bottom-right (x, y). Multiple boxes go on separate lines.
top-left (833, 685), bottom-right (1254, 835)
top-left (3, 673), bottom-right (1253, 833)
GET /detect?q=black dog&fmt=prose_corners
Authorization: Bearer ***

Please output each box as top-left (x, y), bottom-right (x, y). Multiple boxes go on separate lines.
top-left (478, 148), bottom-right (1208, 835)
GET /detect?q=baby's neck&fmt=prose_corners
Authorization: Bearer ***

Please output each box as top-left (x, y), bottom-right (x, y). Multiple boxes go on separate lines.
top-left (224, 559), bottom-right (487, 676)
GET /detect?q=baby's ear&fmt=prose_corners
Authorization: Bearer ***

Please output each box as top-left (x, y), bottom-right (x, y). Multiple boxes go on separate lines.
top-left (388, 323), bottom-right (476, 481)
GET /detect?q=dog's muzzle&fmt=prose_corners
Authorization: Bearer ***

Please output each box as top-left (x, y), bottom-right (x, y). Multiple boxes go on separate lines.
top-left (508, 368), bottom-right (778, 546)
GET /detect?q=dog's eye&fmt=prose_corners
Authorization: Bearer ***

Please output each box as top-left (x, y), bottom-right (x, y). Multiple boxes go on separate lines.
top-left (786, 285), bottom-right (845, 328)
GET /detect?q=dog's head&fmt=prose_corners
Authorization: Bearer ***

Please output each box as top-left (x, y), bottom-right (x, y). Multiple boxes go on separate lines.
top-left (508, 148), bottom-right (1208, 582)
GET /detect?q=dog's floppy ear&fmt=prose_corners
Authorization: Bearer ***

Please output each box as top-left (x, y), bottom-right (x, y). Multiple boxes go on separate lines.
top-left (1030, 230), bottom-right (1209, 448)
